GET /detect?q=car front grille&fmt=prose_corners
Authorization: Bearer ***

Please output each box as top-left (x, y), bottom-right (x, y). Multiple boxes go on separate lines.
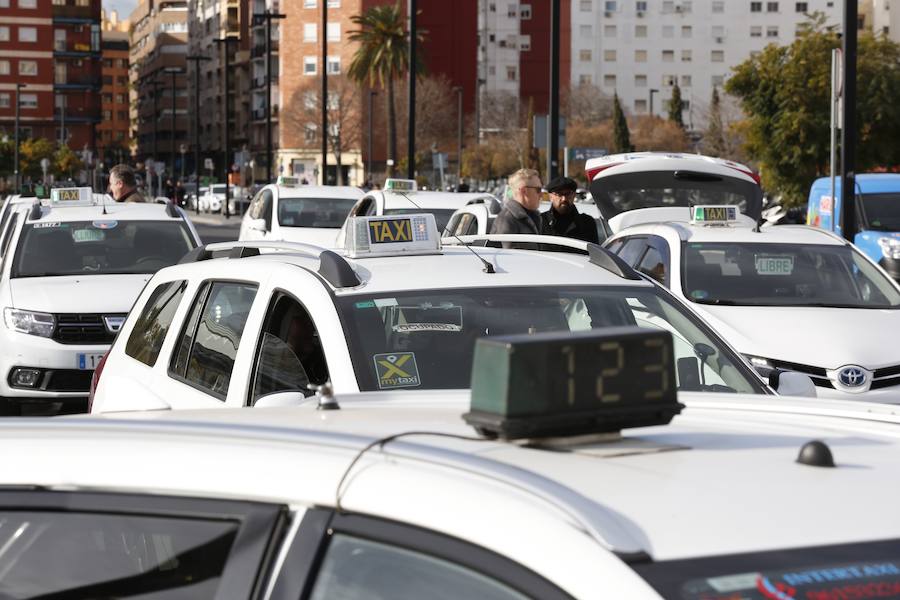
top-left (771, 359), bottom-right (900, 391)
top-left (52, 313), bottom-right (125, 345)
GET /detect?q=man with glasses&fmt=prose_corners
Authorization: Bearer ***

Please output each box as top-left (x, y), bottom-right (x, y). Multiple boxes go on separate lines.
top-left (541, 176), bottom-right (599, 244)
top-left (108, 164), bottom-right (149, 203)
top-left (491, 168), bottom-right (543, 248)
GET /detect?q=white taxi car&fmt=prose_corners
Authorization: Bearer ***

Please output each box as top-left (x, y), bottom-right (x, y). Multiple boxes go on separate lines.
top-left (604, 204), bottom-right (900, 403)
top-left (0, 188), bottom-right (201, 414)
top-left (7, 328), bottom-right (900, 598)
top-left (335, 178), bottom-right (496, 246)
top-left (90, 212), bottom-right (777, 414)
top-left (239, 176), bottom-right (364, 247)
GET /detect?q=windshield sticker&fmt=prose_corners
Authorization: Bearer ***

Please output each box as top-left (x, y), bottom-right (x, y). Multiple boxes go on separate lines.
top-left (33, 221), bottom-right (61, 229)
top-left (392, 323), bottom-right (463, 333)
top-left (92, 220), bottom-right (118, 230)
top-left (690, 289), bottom-right (709, 300)
top-left (755, 255), bottom-right (794, 276)
top-left (374, 298), bottom-right (399, 308)
top-left (73, 229), bottom-right (105, 242)
top-left (680, 560), bottom-right (900, 599)
top-left (373, 352), bottom-right (421, 389)
top-left (354, 300), bottom-right (376, 309)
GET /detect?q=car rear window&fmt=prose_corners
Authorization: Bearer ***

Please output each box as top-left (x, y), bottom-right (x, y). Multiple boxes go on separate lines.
top-left (278, 197), bottom-right (358, 228)
top-left (126, 280), bottom-right (189, 366)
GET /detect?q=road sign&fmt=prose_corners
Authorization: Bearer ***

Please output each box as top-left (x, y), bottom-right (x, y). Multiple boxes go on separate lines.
top-left (204, 158), bottom-right (214, 170)
top-left (432, 152), bottom-right (448, 169)
top-left (569, 148), bottom-right (608, 161)
top-left (533, 115), bottom-right (567, 148)
top-left (40, 158), bottom-right (51, 170)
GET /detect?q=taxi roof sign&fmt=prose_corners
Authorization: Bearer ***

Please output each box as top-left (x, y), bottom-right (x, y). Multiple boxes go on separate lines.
top-left (384, 178), bottom-right (418, 193)
top-left (345, 213), bottom-right (441, 258)
top-left (50, 187), bottom-right (94, 207)
top-left (276, 176), bottom-right (300, 186)
top-left (691, 205), bottom-right (739, 226)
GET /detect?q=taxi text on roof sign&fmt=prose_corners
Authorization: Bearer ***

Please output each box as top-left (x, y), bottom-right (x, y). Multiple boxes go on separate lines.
top-left (50, 187), bottom-right (94, 207)
top-left (691, 204), bottom-right (739, 226)
top-left (383, 178), bottom-right (418, 193)
top-left (345, 213), bottom-right (440, 258)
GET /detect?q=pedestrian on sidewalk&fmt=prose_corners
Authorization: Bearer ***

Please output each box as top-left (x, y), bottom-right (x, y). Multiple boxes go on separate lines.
top-left (491, 168), bottom-right (543, 249)
top-left (541, 176), bottom-right (599, 244)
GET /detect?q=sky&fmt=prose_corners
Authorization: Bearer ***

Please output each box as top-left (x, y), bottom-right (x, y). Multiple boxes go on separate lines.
top-left (104, 0), bottom-right (137, 17)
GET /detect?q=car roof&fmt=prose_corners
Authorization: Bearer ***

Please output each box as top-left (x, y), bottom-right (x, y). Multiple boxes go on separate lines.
top-left (373, 190), bottom-right (496, 210)
top-left (615, 218), bottom-right (847, 246)
top-left (15, 391), bottom-right (900, 563)
top-left (586, 152), bottom-right (758, 184)
top-left (173, 243), bottom-right (652, 295)
top-left (18, 200), bottom-right (186, 223)
top-left (271, 184), bottom-right (365, 200)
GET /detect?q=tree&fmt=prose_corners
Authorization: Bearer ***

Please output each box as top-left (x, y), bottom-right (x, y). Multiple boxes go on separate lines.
top-left (612, 93), bottom-right (632, 153)
top-left (703, 87), bottom-right (727, 157)
top-left (18, 138), bottom-right (55, 181)
top-left (564, 82), bottom-right (614, 126)
top-left (348, 2), bottom-right (425, 177)
top-left (285, 75), bottom-right (362, 185)
top-left (726, 16), bottom-right (900, 205)
top-left (392, 74), bottom-right (457, 158)
top-left (55, 145), bottom-right (83, 179)
top-left (461, 137), bottom-right (519, 181)
top-left (631, 116), bottom-right (690, 151)
top-left (667, 83), bottom-right (686, 129)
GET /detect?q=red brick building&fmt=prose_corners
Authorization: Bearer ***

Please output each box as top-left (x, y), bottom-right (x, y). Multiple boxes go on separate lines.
top-left (98, 31), bottom-right (131, 165)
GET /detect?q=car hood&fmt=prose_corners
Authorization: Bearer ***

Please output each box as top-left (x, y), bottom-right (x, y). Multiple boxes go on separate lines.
top-left (9, 275), bottom-right (152, 314)
top-left (692, 303), bottom-right (900, 370)
top-left (277, 227), bottom-right (340, 248)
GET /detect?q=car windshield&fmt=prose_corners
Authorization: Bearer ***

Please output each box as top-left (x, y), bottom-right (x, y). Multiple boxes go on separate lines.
top-left (278, 197), bottom-right (357, 228)
top-left (337, 285), bottom-right (765, 394)
top-left (13, 220), bottom-right (195, 277)
top-left (384, 208), bottom-right (457, 233)
top-left (861, 193), bottom-right (900, 231)
top-left (590, 171), bottom-right (763, 221)
top-left (633, 539), bottom-right (900, 600)
top-left (682, 242), bottom-right (900, 308)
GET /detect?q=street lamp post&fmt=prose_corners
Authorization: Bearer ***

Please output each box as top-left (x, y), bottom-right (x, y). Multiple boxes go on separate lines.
top-left (548, 0), bottom-right (561, 181)
top-left (13, 83), bottom-right (24, 193)
top-left (163, 67), bottom-right (183, 188)
top-left (649, 88), bottom-right (659, 118)
top-left (407, 0), bottom-right (417, 180)
top-left (215, 36), bottom-right (239, 219)
top-left (253, 10), bottom-right (286, 183)
top-left (454, 86), bottom-right (463, 188)
top-left (186, 54), bottom-right (211, 215)
top-left (367, 90), bottom-right (376, 183)
top-left (321, 0), bottom-right (328, 185)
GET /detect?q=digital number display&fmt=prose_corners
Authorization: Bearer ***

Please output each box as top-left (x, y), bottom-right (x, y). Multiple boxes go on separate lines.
top-left (368, 218), bottom-right (413, 243)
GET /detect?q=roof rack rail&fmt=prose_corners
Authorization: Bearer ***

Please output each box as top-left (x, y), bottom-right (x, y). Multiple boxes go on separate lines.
top-left (178, 240), bottom-right (362, 288)
top-left (444, 234), bottom-right (642, 280)
top-left (28, 201), bottom-right (42, 221)
top-left (165, 202), bottom-right (180, 218)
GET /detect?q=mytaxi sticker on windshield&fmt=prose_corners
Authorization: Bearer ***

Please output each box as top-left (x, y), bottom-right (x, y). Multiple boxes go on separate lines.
top-left (373, 352), bottom-right (421, 389)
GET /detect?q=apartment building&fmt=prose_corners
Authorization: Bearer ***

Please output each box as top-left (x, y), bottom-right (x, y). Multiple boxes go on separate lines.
top-left (0, 0), bottom-right (102, 154)
top-left (98, 31), bottom-right (131, 164)
top-left (129, 0), bottom-right (189, 177)
top-left (570, 0), bottom-right (843, 128)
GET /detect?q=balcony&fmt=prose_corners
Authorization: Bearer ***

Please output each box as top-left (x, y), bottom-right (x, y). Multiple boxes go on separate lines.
top-left (251, 40), bottom-right (279, 59)
top-left (55, 76), bottom-right (102, 91)
top-left (52, 4), bottom-right (100, 24)
top-left (54, 41), bottom-right (101, 57)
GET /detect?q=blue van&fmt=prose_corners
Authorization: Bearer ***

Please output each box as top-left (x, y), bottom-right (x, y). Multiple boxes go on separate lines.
top-left (807, 173), bottom-right (900, 281)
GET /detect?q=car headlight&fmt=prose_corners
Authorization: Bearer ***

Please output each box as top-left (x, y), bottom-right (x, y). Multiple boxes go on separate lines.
top-left (877, 237), bottom-right (900, 260)
top-left (743, 354), bottom-right (775, 378)
top-left (3, 308), bottom-right (55, 338)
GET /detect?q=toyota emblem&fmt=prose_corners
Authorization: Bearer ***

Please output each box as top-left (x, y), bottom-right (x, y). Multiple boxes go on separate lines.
top-left (838, 366), bottom-right (867, 388)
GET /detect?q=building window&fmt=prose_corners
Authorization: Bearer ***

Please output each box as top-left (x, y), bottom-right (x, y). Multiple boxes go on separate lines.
top-left (662, 49), bottom-right (674, 62)
top-left (635, 74), bottom-right (647, 87)
top-left (635, 98), bottom-right (647, 113)
top-left (103, 109), bottom-right (112, 120)
top-left (635, 49), bottom-right (647, 62)
top-left (750, 25), bottom-right (762, 37)
top-left (521, 4), bottom-right (532, 18)
top-left (117, 110), bottom-right (127, 120)
top-left (19, 93), bottom-right (37, 109)
top-left (0, 0), bottom-right (8, 7)
top-left (519, 34), bottom-right (531, 50)
top-left (767, 1), bottom-right (778, 11)
top-left (750, 1), bottom-right (762, 11)
top-left (681, 49), bottom-right (692, 61)
top-left (796, 1), bottom-right (807, 10)
top-left (711, 50), bottom-right (724, 62)
top-left (580, 24), bottom-right (592, 36)
top-left (636, 0), bottom-right (647, 10)
top-left (579, 49), bottom-right (592, 61)
top-left (18, 26), bottom-right (37, 42)
top-left (18, 0), bottom-right (37, 7)
top-left (507, 4), bottom-right (518, 18)
top-left (19, 60), bottom-right (37, 76)
top-left (0, 26), bottom-right (8, 41)
top-left (0, 93), bottom-right (8, 108)
top-left (506, 66), bottom-right (517, 80)
top-left (0, 61), bottom-right (8, 75)
top-left (663, 25), bottom-right (674, 38)
top-left (603, 74), bottom-right (616, 86)
top-left (605, 0), bottom-right (617, 11)
top-left (327, 0), bottom-right (340, 6)
top-left (681, 75), bottom-right (692, 86)
top-left (327, 22), bottom-right (340, 41)
top-left (115, 93), bottom-right (125, 104)
top-left (303, 23), bottom-right (317, 42)
top-left (712, 25), bottom-right (725, 37)
top-left (679, 0), bottom-right (693, 11)
top-left (579, 74), bottom-right (593, 84)
top-left (580, 0), bottom-right (591, 9)
top-left (712, 0), bottom-right (724, 12)
top-left (635, 24), bottom-right (647, 37)
top-left (663, 74), bottom-right (676, 86)
top-left (604, 49), bottom-right (616, 61)
top-left (681, 25), bottom-right (692, 38)
top-left (304, 0), bottom-right (316, 7)
top-left (767, 26), bottom-right (779, 37)
top-left (662, 0), bottom-right (674, 11)
top-left (604, 24), bottom-right (616, 36)
top-left (303, 56), bottom-right (317, 75)
top-left (327, 55), bottom-right (340, 74)
top-left (712, 75), bottom-right (725, 86)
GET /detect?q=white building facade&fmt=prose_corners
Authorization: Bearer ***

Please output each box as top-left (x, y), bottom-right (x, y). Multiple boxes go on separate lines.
top-left (570, 0), bottom-right (842, 129)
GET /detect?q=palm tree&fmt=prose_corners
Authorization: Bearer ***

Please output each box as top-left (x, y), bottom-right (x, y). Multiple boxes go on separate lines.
top-left (348, 2), bottom-right (423, 177)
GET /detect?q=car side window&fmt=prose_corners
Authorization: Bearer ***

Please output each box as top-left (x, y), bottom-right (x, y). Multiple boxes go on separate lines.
top-left (456, 213), bottom-right (477, 236)
top-left (249, 190), bottom-right (266, 219)
top-left (261, 190), bottom-right (274, 230)
top-left (618, 237), bottom-right (648, 267)
top-left (638, 245), bottom-right (668, 285)
top-left (125, 280), bottom-right (188, 366)
top-left (169, 281), bottom-right (258, 400)
top-left (444, 213), bottom-right (462, 236)
top-left (308, 535), bottom-right (529, 600)
top-left (605, 238), bottom-right (625, 255)
top-left (250, 293), bottom-right (329, 405)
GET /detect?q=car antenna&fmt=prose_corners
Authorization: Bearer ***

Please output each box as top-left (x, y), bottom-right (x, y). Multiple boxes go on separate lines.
top-left (101, 190), bottom-right (108, 215)
top-left (395, 190), bottom-right (496, 274)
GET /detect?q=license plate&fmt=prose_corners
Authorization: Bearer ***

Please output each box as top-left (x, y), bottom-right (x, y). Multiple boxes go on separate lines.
top-left (77, 353), bottom-right (105, 370)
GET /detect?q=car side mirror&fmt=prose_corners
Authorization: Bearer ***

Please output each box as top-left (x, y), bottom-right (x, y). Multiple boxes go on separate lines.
top-left (253, 391), bottom-right (310, 408)
top-left (248, 218), bottom-right (267, 232)
top-left (770, 370), bottom-right (817, 398)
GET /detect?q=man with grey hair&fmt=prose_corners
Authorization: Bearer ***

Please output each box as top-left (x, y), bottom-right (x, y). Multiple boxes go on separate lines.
top-left (491, 168), bottom-right (543, 248)
top-left (108, 164), bottom-right (149, 203)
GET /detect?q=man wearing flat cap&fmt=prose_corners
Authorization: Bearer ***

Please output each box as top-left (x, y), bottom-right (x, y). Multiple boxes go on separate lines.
top-left (541, 176), bottom-right (599, 244)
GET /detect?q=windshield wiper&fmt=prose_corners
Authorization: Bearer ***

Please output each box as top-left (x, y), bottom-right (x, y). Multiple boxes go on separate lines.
top-left (690, 298), bottom-right (742, 306)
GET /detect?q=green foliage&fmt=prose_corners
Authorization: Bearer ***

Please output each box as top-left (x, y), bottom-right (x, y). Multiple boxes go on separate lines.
top-left (726, 20), bottom-right (900, 205)
top-left (612, 93), bottom-right (632, 153)
top-left (703, 87), bottom-right (728, 157)
top-left (54, 145), bottom-right (83, 178)
top-left (18, 138), bottom-right (56, 180)
top-left (667, 83), bottom-right (686, 130)
top-left (0, 137), bottom-right (13, 179)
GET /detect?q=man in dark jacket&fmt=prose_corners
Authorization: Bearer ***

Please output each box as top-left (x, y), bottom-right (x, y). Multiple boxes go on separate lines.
top-left (491, 168), bottom-right (543, 248)
top-left (541, 176), bottom-right (599, 244)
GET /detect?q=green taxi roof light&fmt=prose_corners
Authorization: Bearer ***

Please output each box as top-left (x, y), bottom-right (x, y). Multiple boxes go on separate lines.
top-left (384, 178), bottom-right (418, 193)
top-left (691, 204), bottom-right (739, 226)
top-left (464, 327), bottom-right (682, 440)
